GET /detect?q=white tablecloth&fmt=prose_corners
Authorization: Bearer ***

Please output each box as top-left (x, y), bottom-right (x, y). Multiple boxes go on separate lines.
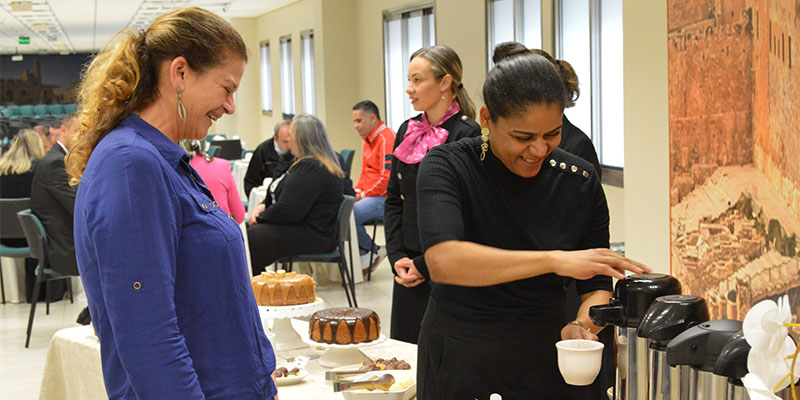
top-left (40, 326), bottom-right (107, 400)
top-left (232, 159), bottom-right (250, 203)
top-left (39, 321), bottom-right (417, 400)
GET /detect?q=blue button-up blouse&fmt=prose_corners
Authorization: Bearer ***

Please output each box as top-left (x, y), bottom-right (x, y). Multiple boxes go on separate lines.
top-left (74, 114), bottom-right (276, 399)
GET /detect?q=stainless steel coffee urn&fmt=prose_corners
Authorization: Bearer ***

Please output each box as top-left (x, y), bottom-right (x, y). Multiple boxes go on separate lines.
top-left (589, 273), bottom-right (682, 400)
top-left (666, 319), bottom-right (743, 400)
top-left (713, 331), bottom-right (750, 400)
top-left (638, 294), bottom-right (710, 400)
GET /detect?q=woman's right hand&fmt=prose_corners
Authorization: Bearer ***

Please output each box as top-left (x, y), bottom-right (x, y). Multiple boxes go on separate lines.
top-left (248, 203), bottom-right (266, 226)
top-left (550, 249), bottom-right (651, 280)
top-left (393, 257), bottom-right (425, 288)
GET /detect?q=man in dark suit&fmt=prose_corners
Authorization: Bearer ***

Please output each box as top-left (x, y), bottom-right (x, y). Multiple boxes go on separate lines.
top-left (243, 119), bottom-right (291, 197)
top-left (31, 114), bottom-right (79, 277)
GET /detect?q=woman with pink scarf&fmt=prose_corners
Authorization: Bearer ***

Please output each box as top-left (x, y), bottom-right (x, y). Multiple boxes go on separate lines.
top-left (384, 45), bottom-right (480, 344)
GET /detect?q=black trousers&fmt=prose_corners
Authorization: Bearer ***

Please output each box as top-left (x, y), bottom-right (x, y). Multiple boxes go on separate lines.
top-left (417, 298), bottom-right (590, 400)
top-left (390, 279), bottom-right (431, 344)
top-left (246, 223), bottom-right (334, 276)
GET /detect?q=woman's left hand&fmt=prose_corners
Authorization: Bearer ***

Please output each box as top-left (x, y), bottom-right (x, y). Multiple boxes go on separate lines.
top-left (561, 324), bottom-right (599, 341)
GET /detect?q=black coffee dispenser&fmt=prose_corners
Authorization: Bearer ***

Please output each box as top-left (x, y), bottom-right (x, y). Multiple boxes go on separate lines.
top-left (589, 274), bottom-right (682, 400)
top-left (666, 319), bottom-right (743, 400)
top-left (638, 295), bottom-right (710, 400)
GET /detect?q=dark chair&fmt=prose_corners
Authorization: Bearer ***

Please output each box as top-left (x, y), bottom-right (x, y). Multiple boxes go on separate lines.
top-left (17, 209), bottom-right (74, 348)
top-left (207, 145), bottom-right (221, 157)
top-left (339, 149), bottom-right (355, 178)
top-left (0, 198), bottom-right (32, 304)
top-left (363, 216), bottom-right (384, 281)
top-left (279, 196), bottom-right (358, 307)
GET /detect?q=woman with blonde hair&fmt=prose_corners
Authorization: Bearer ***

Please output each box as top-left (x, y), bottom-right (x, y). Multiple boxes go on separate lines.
top-left (247, 114), bottom-right (345, 275)
top-left (1, 129), bottom-right (46, 302)
top-left (384, 45), bottom-right (480, 344)
top-left (67, 7), bottom-right (277, 399)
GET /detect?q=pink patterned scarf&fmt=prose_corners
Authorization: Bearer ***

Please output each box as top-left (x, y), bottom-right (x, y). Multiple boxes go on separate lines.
top-left (393, 101), bottom-right (461, 164)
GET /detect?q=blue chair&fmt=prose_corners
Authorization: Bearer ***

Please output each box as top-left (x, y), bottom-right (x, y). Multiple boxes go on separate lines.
top-left (207, 145), bottom-right (221, 157)
top-left (63, 103), bottom-right (78, 114)
top-left (0, 198), bottom-right (32, 304)
top-left (17, 209), bottom-right (74, 348)
top-left (205, 134), bottom-right (227, 143)
top-left (278, 196), bottom-right (357, 307)
top-left (19, 105), bottom-right (35, 118)
top-left (32, 104), bottom-right (49, 118)
top-left (241, 150), bottom-right (254, 160)
top-left (339, 149), bottom-right (355, 178)
top-left (47, 104), bottom-right (65, 117)
top-left (6, 105), bottom-right (22, 119)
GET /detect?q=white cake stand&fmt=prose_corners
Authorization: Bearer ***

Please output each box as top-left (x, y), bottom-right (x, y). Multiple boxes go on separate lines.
top-left (303, 334), bottom-right (386, 368)
top-left (258, 297), bottom-right (326, 351)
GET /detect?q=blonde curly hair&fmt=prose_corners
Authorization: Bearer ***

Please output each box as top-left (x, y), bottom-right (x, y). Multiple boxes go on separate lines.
top-left (65, 7), bottom-right (247, 185)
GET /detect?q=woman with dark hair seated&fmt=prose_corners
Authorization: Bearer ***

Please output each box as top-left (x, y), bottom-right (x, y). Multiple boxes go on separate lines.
top-left (414, 42), bottom-right (651, 400)
top-left (247, 114), bottom-right (345, 275)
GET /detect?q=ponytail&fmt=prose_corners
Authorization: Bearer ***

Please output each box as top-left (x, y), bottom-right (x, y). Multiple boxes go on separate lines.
top-left (453, 82), bottom-right (476, 120)
top-left (66, 30), bottom-right (142, 185)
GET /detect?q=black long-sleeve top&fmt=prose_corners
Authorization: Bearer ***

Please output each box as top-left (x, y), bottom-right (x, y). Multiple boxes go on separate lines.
top-left (559, 115), bottom-right (602, 178)
top-left (417, 136), bottom-right (612, 321)
top-left (0, 165), bottom-right (35, 247)
top-left (384, 111), bottom-right (480, 278)
top-left (256, 157), bottom-right (343, 239)
top-left (244, 138), bottom-right (281, 197)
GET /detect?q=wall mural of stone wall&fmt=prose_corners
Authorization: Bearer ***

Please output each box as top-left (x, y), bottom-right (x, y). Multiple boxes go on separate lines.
top-left (669, 0), bottom-right (799, 327)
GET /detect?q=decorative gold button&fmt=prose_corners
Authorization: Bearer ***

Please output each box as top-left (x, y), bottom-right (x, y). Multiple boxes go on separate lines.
top-left (559, 162), bottom-right (567, 170)
top-left (398, 173), bottom-right (402, 180)
top-left (133, 282), bottom-right (142, 290)
top-left (583, 171), bottom-right (590, 178)
top-left (201, 204), bottom-right (208, 209)
top-left (549, 160), bottom-right (557, 167)
top-left (571, 165), bottom-right (578, 173)
top-left (400, 194), bottom-right (405, 200)
top-left (228, 214), bottom-right (234, 220)
top-left (461, 115), bottom-right (468, 121)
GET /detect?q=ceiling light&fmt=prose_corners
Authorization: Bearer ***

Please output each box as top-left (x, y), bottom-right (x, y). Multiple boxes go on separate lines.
top-left (33, 23), bottom-right (49, 32)
top-left (10, 1), bottom-right (33, 12)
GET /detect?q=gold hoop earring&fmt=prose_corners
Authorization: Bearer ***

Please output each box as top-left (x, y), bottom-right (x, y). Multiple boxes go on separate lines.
top-left (480, 127), bottom-right (489, 161)
top-left (176, 86), bottom-right (187, 122)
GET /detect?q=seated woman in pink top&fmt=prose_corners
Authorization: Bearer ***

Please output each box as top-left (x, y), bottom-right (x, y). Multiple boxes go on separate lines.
top-left (181, 140), bottom-right (246, 223)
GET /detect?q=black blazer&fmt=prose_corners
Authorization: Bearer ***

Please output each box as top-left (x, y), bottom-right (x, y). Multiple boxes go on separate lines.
top-left (31, 144), bottom-right (79, 275)
top-left (0, 164), bottom-right (36, 247)
top-left (384, 111), bottom-right (480, 279)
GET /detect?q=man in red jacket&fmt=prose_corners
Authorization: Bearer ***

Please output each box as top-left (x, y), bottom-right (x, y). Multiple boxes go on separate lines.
top-left (352, 101), bottom-right (395, 275)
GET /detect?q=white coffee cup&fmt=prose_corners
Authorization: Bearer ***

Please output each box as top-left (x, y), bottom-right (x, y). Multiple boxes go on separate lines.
top-left (556, 339), bottom-right (605, 386)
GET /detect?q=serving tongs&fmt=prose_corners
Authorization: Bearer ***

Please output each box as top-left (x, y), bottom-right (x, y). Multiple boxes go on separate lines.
top-left (332, 374), bottom-right (395, 392)
top-left (325, 365), bottom-right (373, 380)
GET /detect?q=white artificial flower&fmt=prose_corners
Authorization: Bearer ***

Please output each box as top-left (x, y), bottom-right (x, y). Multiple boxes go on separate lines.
top-left (743, 295), bottom-right (791, 354)
top-left (743, 295), bottom-right (798, 392)
top-left (742, 373), bottom-right (781, 400)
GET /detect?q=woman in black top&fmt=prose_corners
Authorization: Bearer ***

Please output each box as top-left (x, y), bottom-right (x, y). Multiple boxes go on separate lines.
top-left (415, 43), bottom-right (649, 400)
top-left (384, 45), bottom-right (480, 344)
top-left (0, 130), bottom-right (45, 302)
top-left (247, 114), bottom-right (345, 275)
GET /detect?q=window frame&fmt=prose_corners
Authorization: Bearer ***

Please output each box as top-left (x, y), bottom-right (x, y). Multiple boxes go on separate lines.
top-left (382, 4), bottom-right (436, 131)
top-left (279, 34), bottom-right (295, 116)
top-left (300, 29), bottom-right (316, 115)
top-left (485, 0), bottom-right (543, 70)
top-left (259, 40), bottom-right (272, 116)
top-left (555, 0), bottom-right (624, 187)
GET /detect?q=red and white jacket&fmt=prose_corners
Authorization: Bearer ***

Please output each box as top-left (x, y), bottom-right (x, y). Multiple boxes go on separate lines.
top-left (354, 122), bottom-right (396, 199)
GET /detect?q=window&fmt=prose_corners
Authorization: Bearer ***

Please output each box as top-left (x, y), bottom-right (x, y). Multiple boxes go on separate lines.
top-left (383, 6), bottom-right (435, 131)
top-left (556, 0), bottom-right (624, 173)
top-left (279, 35), bottom-right (295, 115)
top-left (260, 41), bottom-right (272, 113)
top-left (300, 30), bottom-right (316, 115)
top-left (486, 0), bottom-right (542, 67)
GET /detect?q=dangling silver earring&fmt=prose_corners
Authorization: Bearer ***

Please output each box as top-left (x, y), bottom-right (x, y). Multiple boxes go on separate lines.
top-left (480, 127), bottom-right (489, 161)
top-left (176, 86), bottom-right (187, 122)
